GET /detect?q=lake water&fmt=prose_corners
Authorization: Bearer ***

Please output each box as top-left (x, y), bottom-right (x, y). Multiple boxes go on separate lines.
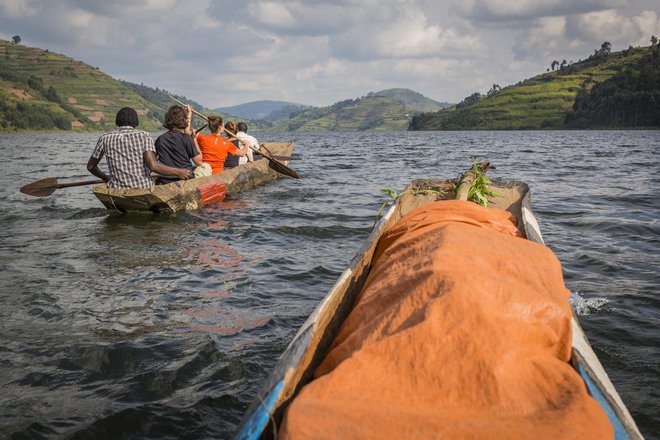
top-left (0, 130), bottom-right (658, 439)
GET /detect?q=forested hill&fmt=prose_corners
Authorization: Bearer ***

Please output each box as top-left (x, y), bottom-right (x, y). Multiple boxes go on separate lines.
top-left (411, 42), bottom-right (660, 130)
top-left (268, 88), bottom-right (450, 131)
top-left (0, 39), bottom-right (217, 132)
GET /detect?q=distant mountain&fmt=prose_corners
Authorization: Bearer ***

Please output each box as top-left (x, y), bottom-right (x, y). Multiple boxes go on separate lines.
top-left (213, 100), bottom-right (311, 122)
top-left (368, 88), bottom-right (451, 112)
top-left (410, 43), bottom-right (660, 130)
top-left (268, 88), bottom-right (449, 131)
top-left (120, 81), bottom-right (235, 127)
top-left (0, 38), bottom-right (453, 133)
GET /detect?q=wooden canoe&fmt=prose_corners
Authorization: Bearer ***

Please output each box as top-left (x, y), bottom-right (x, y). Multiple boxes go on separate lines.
top-left (234, 177), bottom-right (642, 440)
top-left (92, 141), bottom-right (294, 213)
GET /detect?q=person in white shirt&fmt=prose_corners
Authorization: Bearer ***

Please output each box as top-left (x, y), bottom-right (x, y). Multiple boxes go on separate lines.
top-left (235, 122), bottom-right (260, 165)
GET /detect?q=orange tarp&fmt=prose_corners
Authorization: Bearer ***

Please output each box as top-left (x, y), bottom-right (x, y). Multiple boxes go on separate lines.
top-left (280, 200), bottom-right (612, 439)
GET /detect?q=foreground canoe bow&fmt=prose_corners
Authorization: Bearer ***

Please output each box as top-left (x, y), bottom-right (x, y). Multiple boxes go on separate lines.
top-left (235, 177), bottom-right (642, 439)
top-left (92, 141), bottom-right (294, 213)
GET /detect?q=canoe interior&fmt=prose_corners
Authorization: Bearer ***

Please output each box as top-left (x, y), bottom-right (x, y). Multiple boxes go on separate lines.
top-left (235, 177), bottom-right (642, 440)
top-left (92, 142), bottom-right (294, 213)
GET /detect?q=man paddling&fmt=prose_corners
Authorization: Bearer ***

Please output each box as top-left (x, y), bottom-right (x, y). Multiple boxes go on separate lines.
top-left (87, 107), bottom-right (192, 189)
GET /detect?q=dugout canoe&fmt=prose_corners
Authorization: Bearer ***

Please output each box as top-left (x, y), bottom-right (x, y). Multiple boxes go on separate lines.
top-left (92, 141), bottom-right (294, 213)
top-left (235, 177), bottom-right (642, 440)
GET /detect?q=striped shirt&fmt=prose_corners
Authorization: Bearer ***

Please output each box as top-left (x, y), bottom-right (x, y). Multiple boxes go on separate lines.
top-left (92, 126), bottom-right (156, 189)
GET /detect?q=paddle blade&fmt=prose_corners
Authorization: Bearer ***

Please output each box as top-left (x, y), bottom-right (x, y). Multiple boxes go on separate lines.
top-left (20, 177), bottom-right (58, 197)
top-left (268, 157), bottom-right (299, 178)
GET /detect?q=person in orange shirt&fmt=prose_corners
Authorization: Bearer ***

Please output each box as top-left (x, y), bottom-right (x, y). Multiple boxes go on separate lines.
top-left (193, 116), bottom-right (249, 174)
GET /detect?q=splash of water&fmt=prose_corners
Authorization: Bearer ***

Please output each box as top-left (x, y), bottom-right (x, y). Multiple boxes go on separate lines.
top-left (570, 291), bottom-right (610, 316)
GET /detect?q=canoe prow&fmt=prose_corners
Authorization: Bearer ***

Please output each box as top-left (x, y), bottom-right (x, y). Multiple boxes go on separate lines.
top-left (235, 177), bottom-right (642, 440)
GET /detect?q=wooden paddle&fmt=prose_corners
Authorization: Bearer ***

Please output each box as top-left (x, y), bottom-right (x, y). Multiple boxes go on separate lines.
top-left (169, 96), bottom-right (299, 178)
top-left (20, 177), bottom-right (104, 197)
top-left (192, 123), bottom-right (208, 135)
top-left (268, 155), bottom-right (301, 161)
top-left (20, 171), bottom-right (183, 197)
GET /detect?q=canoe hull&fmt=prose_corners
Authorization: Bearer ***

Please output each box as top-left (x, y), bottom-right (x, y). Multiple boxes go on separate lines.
top-left (234, 177), bottom-right (642, 440)
top-left (92, 142), bottom-right (294, 213)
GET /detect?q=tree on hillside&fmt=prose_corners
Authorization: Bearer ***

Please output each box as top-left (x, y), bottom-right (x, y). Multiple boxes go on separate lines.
top-left (551, 60), bottom-right (559, 71)
top-left (600, 41), bottom-right (612, 56)
top-left (487, 84), bottom-right (501, 96)
top-left (652, 35), bottom-right (658, 46)
top-left (456, 92), bottom-right (481, 110)
top-left (45, 86), bottom-right (61, 103)
top-left (12, 35), bottom-right (21, 44)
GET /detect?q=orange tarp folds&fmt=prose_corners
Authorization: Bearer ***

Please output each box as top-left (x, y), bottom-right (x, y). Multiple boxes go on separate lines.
top-left (280, 200), bottom-right (612, 439)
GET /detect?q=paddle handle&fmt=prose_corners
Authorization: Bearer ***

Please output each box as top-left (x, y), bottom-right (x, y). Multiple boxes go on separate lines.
top-left (57, 179), bottom-right (105, 188)
top-left (170, 96), bottom-right (209, 122)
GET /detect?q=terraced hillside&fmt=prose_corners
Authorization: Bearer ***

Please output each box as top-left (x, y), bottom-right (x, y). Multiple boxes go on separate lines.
top-left (270, 88), bottom-right (448, 131)
top-left (0, 39), bottom-right (171, 131)
top-left (411, 44), bottom-right (657, 130)
top-left (0, 39), bottom-right (224, 132)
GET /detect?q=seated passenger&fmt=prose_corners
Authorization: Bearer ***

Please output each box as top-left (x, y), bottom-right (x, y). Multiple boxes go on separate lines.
top-left (155, 105), bottom-right (211, 183)
top-left (223, 120), bottom-right (241, 169)
top-left (235, 122), bottom-right (260, 164)
top-left (194, 116), bottom-right (249, 174)
top-left (87, 107), bottom-right (191, 188)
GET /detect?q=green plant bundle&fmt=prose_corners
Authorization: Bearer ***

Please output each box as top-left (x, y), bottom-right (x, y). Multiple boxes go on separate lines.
top-left (467, 173), bottom-right (498, 207)
top-left (451, 159), bottom-right (500, 207)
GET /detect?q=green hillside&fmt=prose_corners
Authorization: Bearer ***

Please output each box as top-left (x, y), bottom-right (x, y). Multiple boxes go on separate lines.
top-left (270, 88), bottom-right (447, 131)
top-left (0, 39), bottom-right (169, 131)
top-left (0, 39), bottom-right (226, 132)
top-left (411, 43), bottom-right (659, 130)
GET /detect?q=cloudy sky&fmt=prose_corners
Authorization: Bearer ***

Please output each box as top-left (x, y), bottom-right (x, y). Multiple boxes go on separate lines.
top-left (1, 0), bottom-right (658, 108)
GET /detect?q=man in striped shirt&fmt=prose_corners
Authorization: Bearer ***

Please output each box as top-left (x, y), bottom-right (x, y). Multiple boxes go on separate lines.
top-left (87, 107), bottom-right (192, 189)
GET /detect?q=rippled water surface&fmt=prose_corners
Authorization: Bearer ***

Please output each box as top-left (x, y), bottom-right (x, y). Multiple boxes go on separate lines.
top-left (0, 131), bottom-right (658, 439)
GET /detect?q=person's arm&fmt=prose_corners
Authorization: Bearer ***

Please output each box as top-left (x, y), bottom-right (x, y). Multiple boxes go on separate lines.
top-left (191, 153), bottom-right (204, 166)
top-left (184, 105), bottom-right (192, 135)
top-left (143, 151), bottom-right (192, 180)
top-left (187, 134), bottom-right (203, 166)
top-left (87, 155), bottom-right (110, 182)
top-left (233, 140), bottom-right (250, 157)
top-left (192, 133), bottom-right (203, 156)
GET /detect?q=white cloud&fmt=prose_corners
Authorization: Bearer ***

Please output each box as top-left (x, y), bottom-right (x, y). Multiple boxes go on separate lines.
top-left (248, 1), bottom-right (297, 29)
top-left (330, 4), bottom-right (483, 60)
top-left (566, 9), bottom-right (660, 49)
top-left (0, 0), bottom-right (657, 106)
top-left (632, 10), bottom-right (660, 45)
top-left (0, 0), bottom-right (38, 18)
top-left (296, 58), bottom-right (347, 80)
top-left (514, 16), bottom-right (567, 59)
top-left (455, 0), bottom-right (626, 22)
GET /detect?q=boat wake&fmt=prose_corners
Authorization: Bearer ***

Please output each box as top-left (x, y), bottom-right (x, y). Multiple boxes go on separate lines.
top-left (569, 291), bottom-right (610, 316)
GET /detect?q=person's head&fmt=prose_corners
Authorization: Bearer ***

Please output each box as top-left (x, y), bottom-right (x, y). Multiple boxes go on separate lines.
top-left (225, 120), bottom-right (237, 135)
top-left (163, 105), bottom-right (189, 130)
top-left (237, 122), bottom-right (248, 133)
top-left (208, 116), bottom-right (223, 134)
top-left (115, 107), bottom-right (139, 128)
